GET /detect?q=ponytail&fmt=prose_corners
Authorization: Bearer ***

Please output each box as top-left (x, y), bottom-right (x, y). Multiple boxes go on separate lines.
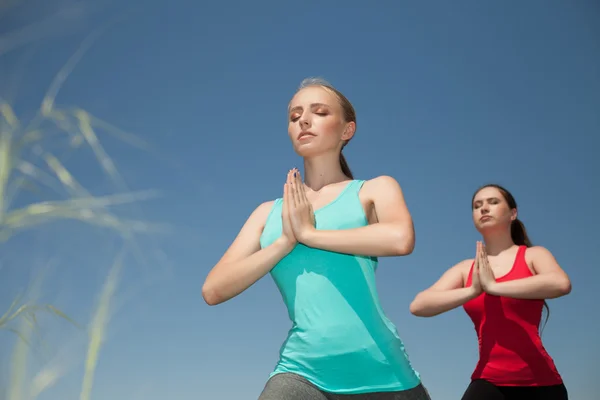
top-left (510, 218), bottom-right (533, 247)
top-left (512, 217), bottom-right (549, 334)
top-left (339, 152), bottom-right (353, 179)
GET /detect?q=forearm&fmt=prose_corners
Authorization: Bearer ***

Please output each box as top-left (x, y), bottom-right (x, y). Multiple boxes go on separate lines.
top-left (202, 238), bottom-right (292, 305)
top-left (410, 287), bottom-right (479, 317)
top-left (301, 223), bottom-right (414, 257)
top-left (487, 273), bottom-right (572, 299)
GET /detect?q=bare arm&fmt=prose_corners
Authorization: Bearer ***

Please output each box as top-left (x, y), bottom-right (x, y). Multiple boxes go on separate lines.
top-left (202, 201), bottom-right (293, 306)
top-left (486, 246), bottom-right (572, 299)
top-left (301, 176), bottom-right (415, 257)
top-left (410, 259), bottom-right (480, 317)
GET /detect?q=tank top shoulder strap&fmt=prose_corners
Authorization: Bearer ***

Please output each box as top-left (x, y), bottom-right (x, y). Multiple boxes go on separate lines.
top-left (263, 197), bottom-right (283, 225)
top-left (465, 259), bottom-right (475, 286)
top-left (335, 179), bottom-right (366, 207)
top-left (512, 245), bottom-right (531, 275)
top-left (346, 179), bottom-right (366, 193)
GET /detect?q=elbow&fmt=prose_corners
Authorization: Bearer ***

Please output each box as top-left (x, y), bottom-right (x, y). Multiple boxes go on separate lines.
top-left (409, 296), bottom-right (429, 317)
top-left (409, 301), bottom-right (422, 316)
top-left (201, 282), bottom-right (222, 306)
top-left (557, 278), bottom-right (572, 296)
top-left (392, 232), bottom-right (415, 256)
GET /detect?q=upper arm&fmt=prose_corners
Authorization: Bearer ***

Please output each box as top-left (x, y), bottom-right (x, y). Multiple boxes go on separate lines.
top-left (423, 259), bottom-right (473, 292)
top-left (365, 175), bottom-right (414, 247)
top-left (366, 175), bottom-right (412, 226)
top-left (213, 200), bottom-right (275, 267)
top-left (528, 246), bottom-right (571, 284)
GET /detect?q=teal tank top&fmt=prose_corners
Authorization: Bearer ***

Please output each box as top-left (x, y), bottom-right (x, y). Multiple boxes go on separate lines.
top-left (259, 179), bottom-right (421, 395)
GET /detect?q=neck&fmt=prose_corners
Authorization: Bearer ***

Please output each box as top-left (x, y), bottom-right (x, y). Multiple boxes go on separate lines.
top-left (482, 230), bottom-right (516, 256)
top-left (302, 152), bottom-right (348, 191)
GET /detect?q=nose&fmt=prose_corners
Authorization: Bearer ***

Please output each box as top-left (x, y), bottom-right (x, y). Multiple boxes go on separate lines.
top-left (299, 114), bottom-right (311, 130)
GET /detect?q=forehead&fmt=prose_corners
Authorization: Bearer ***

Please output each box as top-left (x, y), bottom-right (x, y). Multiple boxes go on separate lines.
top-left (289, 86), bottom-right (339, 108)
top-left (473, 187), bottom-right (503, 202)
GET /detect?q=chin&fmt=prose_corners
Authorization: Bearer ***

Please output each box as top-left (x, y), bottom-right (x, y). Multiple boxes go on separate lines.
top-left (293, 144), bottom-right (324, 158)
top-left (476, 221), bottom-right (506, 235)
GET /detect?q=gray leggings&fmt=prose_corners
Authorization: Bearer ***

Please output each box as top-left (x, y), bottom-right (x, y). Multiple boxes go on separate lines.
top-left (258, 373), bottom-right (432, 400)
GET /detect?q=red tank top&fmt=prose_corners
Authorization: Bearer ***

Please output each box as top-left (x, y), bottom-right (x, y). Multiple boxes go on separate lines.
top-left (462, 245), bottom-right (563, 386)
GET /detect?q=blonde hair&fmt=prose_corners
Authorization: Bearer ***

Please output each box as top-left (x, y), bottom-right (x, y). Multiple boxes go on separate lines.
top-left (295, 77), bottom-right (356, 179)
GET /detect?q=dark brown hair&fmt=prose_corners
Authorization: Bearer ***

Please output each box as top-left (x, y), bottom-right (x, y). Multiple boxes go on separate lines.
top-left (472, 183), bottom-right (550, 333)
top-left (296, 78), bottom-right (356, 179)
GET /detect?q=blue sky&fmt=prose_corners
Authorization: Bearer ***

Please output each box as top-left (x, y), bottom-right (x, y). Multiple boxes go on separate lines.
top-left (1, 0), bottom-right (599, 399)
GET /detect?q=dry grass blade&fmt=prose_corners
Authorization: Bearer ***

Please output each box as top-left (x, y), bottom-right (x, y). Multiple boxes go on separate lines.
top-left (1, 102), bottom-right (19, 128)
top-left (8, 327), bottom-right (31, 346)
top-left (1, 189), bottom-right (163, 239)
top-left (45, 305), bottom-right (82, 329)
top-left (3, 9), bottom-right (164, 400)
top-left (0, 303), bottom-right (31, 327)
top-left (43, 153), bottom-right (88, 196)
top-left (75, 109), bottom-right (121, 183)
top-left (6, 314), bottom-right (32, 400)
top-left (88, 113), bottom-right (151, 152)
top-left (80, 251), bottom-right (123, 400)
top-left (0, 294), bottom-right (23, 327)
top-left (0, 129), bottom-right (13, 221)
top-left (30, 367), bottom-right (62, 399)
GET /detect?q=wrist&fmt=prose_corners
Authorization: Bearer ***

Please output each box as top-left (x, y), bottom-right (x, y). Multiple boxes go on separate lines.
top-left (485, 282), bottom-right (500, 296)
top-left (297, 226), bottom-right (317, 246)
top-left (467, 285), bottom-right (481, 299)
top-left (275, 237), bottom-right (296, 254)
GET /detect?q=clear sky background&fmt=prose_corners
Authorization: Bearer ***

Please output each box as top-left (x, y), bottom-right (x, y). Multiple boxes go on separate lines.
top-left (1, 1), bottom-right (599, 399)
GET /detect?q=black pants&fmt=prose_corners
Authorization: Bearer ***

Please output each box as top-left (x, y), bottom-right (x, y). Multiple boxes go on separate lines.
top-left (461, 379), bottom-right (568, 400)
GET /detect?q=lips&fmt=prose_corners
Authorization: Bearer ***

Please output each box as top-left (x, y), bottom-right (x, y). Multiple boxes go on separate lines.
top-left (480, 216), bottom-right (492, 222)
top-left (298, 131), bottom-right (316, 140)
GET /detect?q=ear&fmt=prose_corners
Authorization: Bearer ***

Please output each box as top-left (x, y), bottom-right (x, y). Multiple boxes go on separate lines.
top-left (510, 208), bottom-right (518, 221)
top-left (341, 121), bottom-right (356, 141)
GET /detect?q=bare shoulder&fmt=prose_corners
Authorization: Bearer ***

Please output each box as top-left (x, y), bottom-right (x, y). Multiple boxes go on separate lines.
top-left (362, 175), bottom-right (403, 191)
top-left (526, 245), bottom-right (553, 257)
top-left (524, 245), bottom-right (562, 273)
top-left (455, 258), bottom-right (475, 280)
top-left (251, 200), bottom-right (276, 225)
top-left (426, 258), bottom-right (474, 290)
top-left (232, 199), bottom-right (277, 234)
top-left (361, 175), bottom-right (404, 199)
top-left (524, 245), bottom-right (554, 264)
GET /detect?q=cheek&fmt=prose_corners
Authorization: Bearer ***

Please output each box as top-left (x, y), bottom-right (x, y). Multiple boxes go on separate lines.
top-left (288, 123), bottom-right (299, 139)
top-left (317, 117), bottom-right (343, 135)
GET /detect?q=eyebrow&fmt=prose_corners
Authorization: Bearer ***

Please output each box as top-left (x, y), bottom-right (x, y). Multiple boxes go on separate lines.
top-left (289, 103), bottom-right (330, 114)
top-left (473, 196), bottom-right (500, 204)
